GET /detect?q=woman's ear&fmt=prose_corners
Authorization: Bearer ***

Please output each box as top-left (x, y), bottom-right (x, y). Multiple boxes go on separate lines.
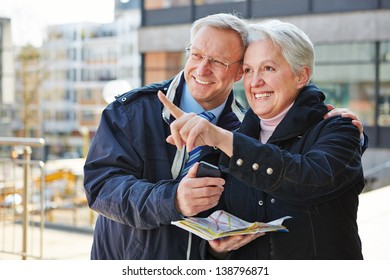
top-left (296, 66), bottom-right (310, 88)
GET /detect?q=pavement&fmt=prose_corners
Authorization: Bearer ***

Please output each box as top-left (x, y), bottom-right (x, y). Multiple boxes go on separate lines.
top-left (357, 185), bottom-right (390, 259)
top-left (0, 224), bottom-right (93, 260)
top-left (38, 226), bottom-right (93, 260)
top-left (0, 185), bottom-right (389, 260)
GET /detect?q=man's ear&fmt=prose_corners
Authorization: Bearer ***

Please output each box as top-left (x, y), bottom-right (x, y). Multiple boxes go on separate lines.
top-left (296, 66), bottom-right (310, 88)
top-left (234, 66), bottom-right (245, 82)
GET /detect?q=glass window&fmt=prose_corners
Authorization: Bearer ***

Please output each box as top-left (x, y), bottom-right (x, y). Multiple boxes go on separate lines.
top-left (315, 42), bottom-right (375, 63)
top-left (195, 0), bottom-right (242, 4)
top-left (379, 41), bottom-right (390, 126)
top-left (82, 111), bottom-right (95, 122)
top-left (313, 42), bottom-right (376, 126)
top-left (145, 0), bottom-right (191, 9)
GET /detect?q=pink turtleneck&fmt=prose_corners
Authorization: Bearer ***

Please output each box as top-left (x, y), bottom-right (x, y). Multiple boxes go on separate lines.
top-left (259, 103), bottom-right (294, 144)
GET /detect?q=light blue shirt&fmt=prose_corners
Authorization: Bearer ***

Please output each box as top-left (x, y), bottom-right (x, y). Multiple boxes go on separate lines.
top-left (179, 83), bottom-right (227, 124)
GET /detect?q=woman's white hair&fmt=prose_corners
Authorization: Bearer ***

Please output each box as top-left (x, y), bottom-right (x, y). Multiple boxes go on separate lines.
top-left (247, 19), bottom-right (315, 82)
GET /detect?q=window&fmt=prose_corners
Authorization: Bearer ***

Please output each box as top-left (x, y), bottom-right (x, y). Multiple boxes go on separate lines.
top-left (379, 41), bottom-right (390, 126)
top-left (313, 42), bottom-right (377, 126)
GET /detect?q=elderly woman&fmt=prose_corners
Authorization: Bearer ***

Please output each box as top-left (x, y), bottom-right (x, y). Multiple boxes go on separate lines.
top-left (158, 19), bottom-right (366, 259)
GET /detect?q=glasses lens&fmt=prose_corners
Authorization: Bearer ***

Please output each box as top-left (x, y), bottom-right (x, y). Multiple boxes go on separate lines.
top-left (185, 45), bottom-right (229, 71)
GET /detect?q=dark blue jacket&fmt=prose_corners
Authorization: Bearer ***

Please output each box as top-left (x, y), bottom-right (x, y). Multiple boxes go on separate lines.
top-left (83, 72), bottom-right (245, 259)
top-left (215, 84), bottom-right (366, 259)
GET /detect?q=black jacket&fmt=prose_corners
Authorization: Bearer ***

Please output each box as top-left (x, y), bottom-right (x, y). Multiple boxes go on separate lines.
top-left (83, 72), bottom-right (245, 259)
top-left (217, 84), bottom-right (366, 259)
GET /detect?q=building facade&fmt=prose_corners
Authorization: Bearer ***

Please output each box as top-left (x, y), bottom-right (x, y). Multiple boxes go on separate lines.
top-left (21, 4), bottom-right (141, 159)
top-left (0, 17), bottom-right (15, 137)
top-left (138, 0), bottom-right (390, 151)
top-left (6, 1), bottom-right (390, 185)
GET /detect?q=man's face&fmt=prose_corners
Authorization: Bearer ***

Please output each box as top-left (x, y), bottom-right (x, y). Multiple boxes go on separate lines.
top-left (184, 26), bottom-right (244, 111)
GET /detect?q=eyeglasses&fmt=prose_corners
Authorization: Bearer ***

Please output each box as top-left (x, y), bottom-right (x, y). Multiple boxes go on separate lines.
top-left (185, 44), bottom-right (242, 71)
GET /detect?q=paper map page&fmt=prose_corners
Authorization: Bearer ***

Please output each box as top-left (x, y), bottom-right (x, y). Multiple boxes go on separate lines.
top-left (172, 210), bottom-right (291, 240)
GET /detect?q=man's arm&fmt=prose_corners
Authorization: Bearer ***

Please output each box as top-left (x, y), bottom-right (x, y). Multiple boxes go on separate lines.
top-left (83, 104), bottom-right (182, 229)
top-left (84, 102), bottom-right (225, 228)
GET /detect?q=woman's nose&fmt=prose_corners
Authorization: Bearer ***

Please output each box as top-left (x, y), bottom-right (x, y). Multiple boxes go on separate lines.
top-left (251, 73), bottom-right (265, 86)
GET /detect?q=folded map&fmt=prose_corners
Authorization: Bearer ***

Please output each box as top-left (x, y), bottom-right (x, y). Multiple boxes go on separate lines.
top-left (172, 210), bottom-right (292, 241)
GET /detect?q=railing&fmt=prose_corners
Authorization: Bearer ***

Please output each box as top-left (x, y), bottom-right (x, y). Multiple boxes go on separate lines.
top-left (0, 137), bottom-right (45, 260)
top-left (0, 137), bottom-right (96, 260)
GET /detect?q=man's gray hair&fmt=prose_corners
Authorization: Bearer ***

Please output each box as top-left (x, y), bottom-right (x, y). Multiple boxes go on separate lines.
top-left (247, 19), bottom-right (315, 82)
top-left (191, 13), bottom-right (249, 55)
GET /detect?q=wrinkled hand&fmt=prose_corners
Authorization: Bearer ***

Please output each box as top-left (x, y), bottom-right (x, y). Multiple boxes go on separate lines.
top-left (175, 163), bottom-right (225, 217)
top-left (208, 233), bottom-right (265, 255)
top-left (158, 91), bottom-right (233, 155)
top-left (324, 104), bottom-right (363, 139)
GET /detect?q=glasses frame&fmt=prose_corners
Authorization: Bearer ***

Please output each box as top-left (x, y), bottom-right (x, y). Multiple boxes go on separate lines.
top-left (185, 44), bottom-right (242, 71)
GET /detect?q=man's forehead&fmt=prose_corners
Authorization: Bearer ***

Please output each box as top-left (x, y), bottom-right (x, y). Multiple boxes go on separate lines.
top-left (191, 26), bottom-right (244, 58)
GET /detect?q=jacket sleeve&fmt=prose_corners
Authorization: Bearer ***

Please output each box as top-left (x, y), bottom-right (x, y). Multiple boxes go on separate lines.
top-left (83, 102), bottom-right (182, 229)
top-left (219, 117), bottom-right (364, 206)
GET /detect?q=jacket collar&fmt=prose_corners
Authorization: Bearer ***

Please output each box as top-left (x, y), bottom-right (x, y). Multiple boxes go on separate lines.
top-left (242, 84), bottom-right (328, 143)
top-left (162, 71), bottom-right (184, 124)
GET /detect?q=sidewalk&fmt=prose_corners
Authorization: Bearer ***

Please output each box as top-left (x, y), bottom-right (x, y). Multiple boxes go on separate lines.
top-left (358, 185), bottom-right (390, 259)
top-left (39, 185), bottom-right (390, 260)
top-left (40, 226), bottom-right (93, 260)
top-left (0, 224), bottom-right (93, 260)
top-left (1, 185), bottom-right (389, 260)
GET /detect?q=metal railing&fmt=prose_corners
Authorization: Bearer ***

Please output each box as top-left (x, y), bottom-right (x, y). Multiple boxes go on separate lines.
top-left (1, 137), bottom-right (96, 260)
top-left (0, 137), bottom-right (45, 260)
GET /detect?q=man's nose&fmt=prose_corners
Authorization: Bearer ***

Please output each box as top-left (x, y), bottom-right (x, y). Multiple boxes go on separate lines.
top-left (196, 57), bottom-right (212, 74)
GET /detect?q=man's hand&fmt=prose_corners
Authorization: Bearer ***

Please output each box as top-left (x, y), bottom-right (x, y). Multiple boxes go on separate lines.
top-left (208, 233), bottom-right (265, 256)
top-left (175, 163), bottom-right (225, 217)
top-left (324, 104), bottom-right (363, 139)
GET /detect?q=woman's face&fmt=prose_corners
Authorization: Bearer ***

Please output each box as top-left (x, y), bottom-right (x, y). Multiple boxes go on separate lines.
top-left (243, 39), bottom-right (307, 119)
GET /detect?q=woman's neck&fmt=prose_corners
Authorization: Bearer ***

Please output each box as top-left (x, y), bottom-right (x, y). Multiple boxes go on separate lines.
top-left (260, 103), bottom-right (294, 143)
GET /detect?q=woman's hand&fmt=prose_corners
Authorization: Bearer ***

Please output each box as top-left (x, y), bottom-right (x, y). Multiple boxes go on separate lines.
top-left (158, 91), bottom-right (233, 156)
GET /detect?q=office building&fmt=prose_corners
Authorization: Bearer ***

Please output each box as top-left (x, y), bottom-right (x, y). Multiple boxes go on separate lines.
top-left (138, 0), bottom-right (390, 149)
top-left (0, 17), bottom-right (15, 137)
top-left (32, 3), bottom-right (141, 159)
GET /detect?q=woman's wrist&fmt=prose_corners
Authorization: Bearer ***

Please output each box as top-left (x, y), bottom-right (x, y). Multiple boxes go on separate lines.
top-left (216, 129), bottom-right (233, 157)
